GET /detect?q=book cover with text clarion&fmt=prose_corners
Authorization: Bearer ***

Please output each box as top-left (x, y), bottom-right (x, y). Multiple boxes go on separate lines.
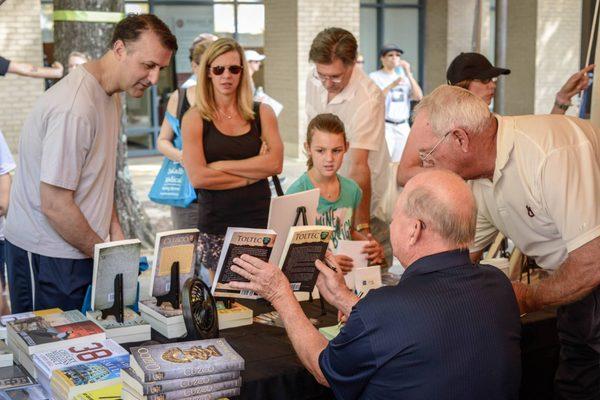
top-left (130, 338), bottom-right (244, 382)
top-left (150, 229), bottom-right (200, 299)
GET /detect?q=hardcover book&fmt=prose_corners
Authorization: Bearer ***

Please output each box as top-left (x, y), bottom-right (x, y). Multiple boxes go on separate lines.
top-left (149, 229), bottom-right (199, 299)
top-left (51, 357), bottom-right (129, 399)
top-left (86, 309), bottom-right (148, 331)
top-left (0, 366), bottom-right (35, 390)
top-left (129, 338), bottom-right (244, 382)
top-left (91, 239), bottom-right (141, 311)
top-left (0, 309), bottom-right (63, 340)
top-left (123, 377), bottom-right (242, 400)
top-left (121, 386), bottom-right (241, 400)
top-left (139, 298), bottom-right (182, 320)
top-left (211, 227), bottom-right (277, 299)
top-left (86, 309), bottom-right (151, 343)
top-left (121, 367), bottom-right (240, 396)
top-left (34, 339), bottom-right (128, 380)
top-left (9, 318), bottom-right (105, 355)
top-left (267, 188), bottom-right (320, 265)
top-left (0, 384), bottom-right (49, 400)
top-left (279, 225), bottom-right (334, 292)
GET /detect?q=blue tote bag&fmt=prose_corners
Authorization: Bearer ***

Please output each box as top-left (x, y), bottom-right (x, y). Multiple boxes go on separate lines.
top-left (148, 112), bottom-right (197, 208)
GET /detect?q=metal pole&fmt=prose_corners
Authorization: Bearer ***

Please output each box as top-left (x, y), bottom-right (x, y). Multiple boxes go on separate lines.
top-left (494, 0), bottom-right (507, 114)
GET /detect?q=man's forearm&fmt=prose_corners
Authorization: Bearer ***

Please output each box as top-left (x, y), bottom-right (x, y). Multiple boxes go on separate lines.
top-left (524, 238), bottom-right (600, 311)
top-left (272, 292), bottom-right (330, 386)
top-left (44, 203), bottom-right (103, 257)
top-left (407, 74), bottom-right (423, 101)
top-left (110, 203), bottom-right (125, 241)
top-left (348, 164), bottom-right (371, 225)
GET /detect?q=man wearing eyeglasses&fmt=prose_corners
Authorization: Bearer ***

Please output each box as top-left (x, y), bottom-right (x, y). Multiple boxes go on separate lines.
top-left (406, 84), bottom-right (600, 400)
top-left (305, 27), bottom-right (393, 267)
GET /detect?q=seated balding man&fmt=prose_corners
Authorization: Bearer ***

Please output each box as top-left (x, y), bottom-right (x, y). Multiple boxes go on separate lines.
top-left (229, 170), bottom-right (521, 400)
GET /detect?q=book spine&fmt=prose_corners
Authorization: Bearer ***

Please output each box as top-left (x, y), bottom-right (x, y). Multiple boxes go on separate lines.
top-left (147, 377), bottom-right (242, 400)
top-left (141, 371), bottom-right (240, 395)
top-left (163, 387), bottom-right (241, 400)
top-left (144, 359), bottom-right (244, 382)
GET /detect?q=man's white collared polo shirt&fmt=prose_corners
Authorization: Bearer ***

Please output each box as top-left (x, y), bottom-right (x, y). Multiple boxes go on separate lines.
top-left (471, 114), bottom-right (600, 269)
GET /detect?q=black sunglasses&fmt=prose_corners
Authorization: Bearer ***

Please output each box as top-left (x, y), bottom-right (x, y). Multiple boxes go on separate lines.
top-left (210, 65), bottom-right (243, 75)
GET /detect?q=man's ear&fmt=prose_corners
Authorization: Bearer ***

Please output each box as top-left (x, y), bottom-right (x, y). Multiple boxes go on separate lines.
top-left (304, 142), bottom-right (310, 153)
top-left (452, 128), bottom-right (470, 153)
top-left (408, 218), bottom-right (422, 246)
top-left (113, 39), bottom-right (127, 60)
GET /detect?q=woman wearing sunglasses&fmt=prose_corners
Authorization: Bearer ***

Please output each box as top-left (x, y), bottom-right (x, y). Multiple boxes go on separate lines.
top-left (182, 38), bottom-right (283, 282)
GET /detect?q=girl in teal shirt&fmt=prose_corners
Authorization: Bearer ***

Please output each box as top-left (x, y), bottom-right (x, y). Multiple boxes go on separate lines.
top-left (286, 113), bottom-right (384, 272)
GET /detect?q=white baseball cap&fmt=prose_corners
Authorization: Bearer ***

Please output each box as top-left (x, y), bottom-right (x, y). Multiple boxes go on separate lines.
top-left (245, 50), bottom-right (266, 62)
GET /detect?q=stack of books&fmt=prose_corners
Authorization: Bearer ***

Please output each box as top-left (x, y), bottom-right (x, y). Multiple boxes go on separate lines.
top-left (137, 298), bottom-right (185, 338)
top-left (0, 308), bottom-right (62, 340)
top-left (123, 339), bottom-right (244, 400)
top-left (0, 364), bottom-right (47, 399)
top-left (216, 301), bottom-right (253, 329)
top-left (0, 342), bottom-right (12, 368)
top-left (50, 356), bottom-right (128, 400)
top-left (6, 310), bottom-right (105, 379)
top-left (86, 308), bottom-right (150, 344)
top-left (33, 339), bottom-right (128, 394)
top-left (139, 229), bottom-right (200, 338)
top-left (139, 299), bottom-right (253, 338)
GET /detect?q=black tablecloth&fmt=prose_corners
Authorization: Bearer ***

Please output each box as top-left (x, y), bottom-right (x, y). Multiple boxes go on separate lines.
top-left (520, 308), bottom-right (560, 400)
top-left (128, 301), bottom-right (558, 400)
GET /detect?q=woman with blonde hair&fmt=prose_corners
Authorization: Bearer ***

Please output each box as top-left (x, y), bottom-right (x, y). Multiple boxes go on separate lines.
top-left (182, 38), bottom-right (283, 281)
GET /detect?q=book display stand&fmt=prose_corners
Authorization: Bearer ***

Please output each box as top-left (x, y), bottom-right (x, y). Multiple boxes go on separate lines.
top-left (149, 259), bottom-right (218, 339)
top-left (156, 261), bottom-right (181, 310)
top-left (292, 206), bottom-right (327, 316)
top-left (101, 274), bottom-right (124, 323)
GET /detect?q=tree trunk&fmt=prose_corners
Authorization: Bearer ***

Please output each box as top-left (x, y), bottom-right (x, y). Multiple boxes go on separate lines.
top-left (53, 0), bottom-right (123, 67)
top-left (53, 0), bottom-right (155, 248)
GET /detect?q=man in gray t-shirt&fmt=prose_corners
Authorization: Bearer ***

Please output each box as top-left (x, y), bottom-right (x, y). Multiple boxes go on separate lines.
top-left (5, 14), bottom-right (177, 312)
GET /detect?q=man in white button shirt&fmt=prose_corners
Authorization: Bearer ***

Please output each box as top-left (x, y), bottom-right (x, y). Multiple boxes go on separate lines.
top-left (305, 27), bottom-right (392, 266)
top-left (404, 84), bottom-right (600, 400)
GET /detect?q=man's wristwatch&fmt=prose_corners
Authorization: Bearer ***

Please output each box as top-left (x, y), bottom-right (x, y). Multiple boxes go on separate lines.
top-left (355, 223), bottom-right (370, 232)
top-left (554, 96), bottom-right (571, 111)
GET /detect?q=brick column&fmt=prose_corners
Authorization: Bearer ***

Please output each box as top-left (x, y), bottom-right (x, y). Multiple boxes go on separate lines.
top-left (0, 0), bottom-right (45, 154)
top-left (264, 0), bottom-right (359, 158)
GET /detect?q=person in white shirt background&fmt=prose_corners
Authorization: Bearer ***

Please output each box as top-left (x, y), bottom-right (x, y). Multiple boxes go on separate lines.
top-left (0, 130), bottom-right (15, 293)
top-left (369, 44), bottom-right (423, 163)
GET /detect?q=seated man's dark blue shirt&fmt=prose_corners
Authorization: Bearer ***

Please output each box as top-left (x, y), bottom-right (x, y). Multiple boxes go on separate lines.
top-left (319, 249), bottom-right (521, 400)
